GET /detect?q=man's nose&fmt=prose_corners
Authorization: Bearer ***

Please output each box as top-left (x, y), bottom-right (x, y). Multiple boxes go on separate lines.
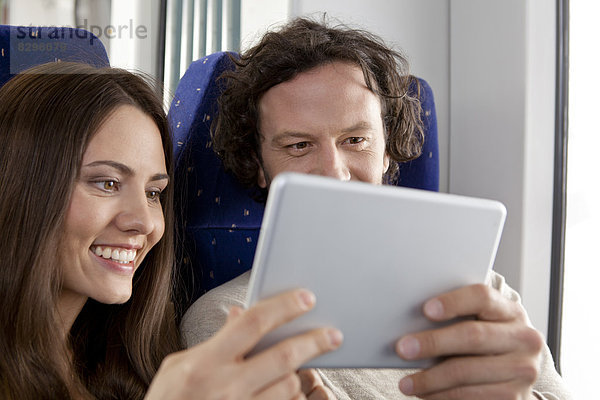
top-left (315, 145), bottom-right (351, 181)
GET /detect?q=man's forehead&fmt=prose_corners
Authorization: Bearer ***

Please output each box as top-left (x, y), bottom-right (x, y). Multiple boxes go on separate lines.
top-left (273, 61), bottom-right (370, 91)
top-left (267, 120), bottom-right (377, 139)
top-left (257, 62), bottom-right (383, 136)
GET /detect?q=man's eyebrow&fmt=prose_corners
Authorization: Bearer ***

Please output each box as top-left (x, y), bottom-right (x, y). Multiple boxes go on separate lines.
top-left (270, 131), bottom-right (315, 144)
top-left (82, 160), bottom-right (169, 182)
top-left (341, 121), bottom-right (375, 133)
top-left (270, 122), bottom-right (375, 142)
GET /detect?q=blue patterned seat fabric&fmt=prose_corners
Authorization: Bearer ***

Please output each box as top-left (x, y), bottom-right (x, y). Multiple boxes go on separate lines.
top-left (169, 51), bottom-right (439, 304)
top-left (0, 25), bottom-right (109, 87)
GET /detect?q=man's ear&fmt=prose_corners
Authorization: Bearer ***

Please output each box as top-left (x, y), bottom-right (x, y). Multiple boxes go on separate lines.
top-left (255, 150), bottom-right (268, 188)
top-left (257, 165), bottom-right (267, 188)
top-left (383, 152), bottom-right (391, 174)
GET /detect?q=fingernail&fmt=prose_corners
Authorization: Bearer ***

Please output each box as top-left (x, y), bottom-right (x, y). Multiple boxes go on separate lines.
top-left (399, 377), bottom-right (414, 395)
top-left (397, 336), bottom-right (420, 359)
top-left (424, 298), bottom-right (444, 319)
top-left (298, 290), bottom-right (316, 309)
top-left (328, 328), bottom-right (344, 347)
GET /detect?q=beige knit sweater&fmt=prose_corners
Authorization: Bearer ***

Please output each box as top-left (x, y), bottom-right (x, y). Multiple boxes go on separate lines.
top-left (181, 271), bottom-right (573, 400)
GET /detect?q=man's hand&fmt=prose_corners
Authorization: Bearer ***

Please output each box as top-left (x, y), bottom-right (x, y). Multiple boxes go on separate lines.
top-left (299, 369), bottom-right (337, 399)
top-left (395, 284), bottom-right (543, 400)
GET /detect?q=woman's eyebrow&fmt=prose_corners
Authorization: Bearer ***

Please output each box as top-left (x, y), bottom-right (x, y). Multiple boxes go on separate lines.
top-left (151, 173), bottom-right (170, 183)
top-left (82, 160), bottom-right (133, 175)
top-left (82, 160), bottom-right (169, 182)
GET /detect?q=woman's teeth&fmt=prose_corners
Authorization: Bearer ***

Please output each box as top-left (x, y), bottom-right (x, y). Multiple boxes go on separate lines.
top-left (91, 246), bottom-right (136, 264)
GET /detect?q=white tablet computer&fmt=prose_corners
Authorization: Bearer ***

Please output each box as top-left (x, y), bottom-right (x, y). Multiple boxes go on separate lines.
top-left (246, 173), bottom-right (506, 368)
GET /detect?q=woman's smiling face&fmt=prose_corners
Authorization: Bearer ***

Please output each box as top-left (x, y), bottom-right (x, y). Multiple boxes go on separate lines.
top-left (59, 105), bottom-right (168, 307)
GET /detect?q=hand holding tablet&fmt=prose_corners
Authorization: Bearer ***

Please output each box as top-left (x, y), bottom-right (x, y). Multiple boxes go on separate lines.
top-left (246, 173), bottom-right (507, 368)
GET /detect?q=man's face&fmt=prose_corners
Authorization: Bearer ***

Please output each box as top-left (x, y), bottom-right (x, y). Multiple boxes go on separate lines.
top-left (257, 61), bottom-right (390, 188)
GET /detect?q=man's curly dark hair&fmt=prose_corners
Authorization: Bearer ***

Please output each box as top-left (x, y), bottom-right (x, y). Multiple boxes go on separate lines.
top-left (213, 16), bottom-right (424, 190)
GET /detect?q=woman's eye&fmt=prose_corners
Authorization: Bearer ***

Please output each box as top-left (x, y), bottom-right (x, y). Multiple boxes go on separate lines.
top-left (103, 181), bottom-right (116, 190)
top-left (93, 180), bottom-right (119, 192)
top-left (146, 190), bottom-right (162, 202)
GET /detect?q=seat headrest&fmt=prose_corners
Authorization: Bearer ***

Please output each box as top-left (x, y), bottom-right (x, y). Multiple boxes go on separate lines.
top-left (0, 25), bottom-right (109, 87)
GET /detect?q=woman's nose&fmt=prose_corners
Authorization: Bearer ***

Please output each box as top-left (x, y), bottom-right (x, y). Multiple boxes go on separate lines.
top-left (114, 191), bottom-right (155, 235)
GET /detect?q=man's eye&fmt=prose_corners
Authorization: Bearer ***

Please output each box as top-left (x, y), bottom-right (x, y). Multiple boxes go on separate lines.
top-left (346, 137), bottom-right (365, 145)
top-left (290, 142), bottom-right (309, 150)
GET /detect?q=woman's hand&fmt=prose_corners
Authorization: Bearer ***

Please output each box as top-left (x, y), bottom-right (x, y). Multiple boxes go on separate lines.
top-left (146, 289), bottom-right (343, 400)
top-left (395, 284), bottom-right (543, 400)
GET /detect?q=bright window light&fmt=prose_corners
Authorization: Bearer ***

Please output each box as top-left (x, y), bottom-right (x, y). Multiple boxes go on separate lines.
top-left (560, 1), bottom-right (600, 398)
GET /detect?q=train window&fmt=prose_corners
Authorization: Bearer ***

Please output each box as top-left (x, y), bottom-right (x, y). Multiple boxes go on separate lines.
top-left (162, 0), bottom-right (241, 99)
top-left (559, 0), bottom-right (600, 397)
top-left (4, 0), bottom-right (161, 80)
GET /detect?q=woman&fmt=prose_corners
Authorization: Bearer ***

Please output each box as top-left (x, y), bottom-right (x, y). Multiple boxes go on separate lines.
top-left (0, 62), bottom-right (341, 399)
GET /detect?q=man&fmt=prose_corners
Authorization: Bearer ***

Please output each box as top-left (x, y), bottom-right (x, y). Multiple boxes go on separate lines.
top-left (181, 17), bottom-right (572, 399)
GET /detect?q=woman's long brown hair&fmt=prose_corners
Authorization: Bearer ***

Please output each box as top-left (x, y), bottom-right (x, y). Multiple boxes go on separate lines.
top-left (0, 62), bottom-right (181, 399)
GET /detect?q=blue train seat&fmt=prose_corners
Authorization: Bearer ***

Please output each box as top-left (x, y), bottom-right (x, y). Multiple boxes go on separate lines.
top-left (169, 51), bottom-right (439, 303)
top-left (0, 25), bottom-right (109, 87)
